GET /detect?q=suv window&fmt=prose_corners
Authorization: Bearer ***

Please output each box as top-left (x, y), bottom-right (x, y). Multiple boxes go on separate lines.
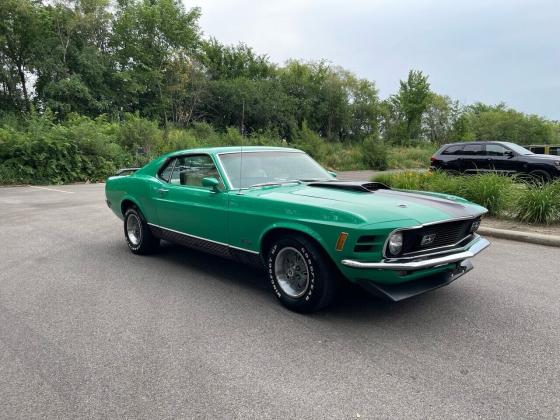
top-left (462, 144), bottom-right (484, 155)
top-left (169, 155), bottom-right (223, 189)
top-left (549, 147), bottom-right (560, 156)
top-left (529, 146), bottom-right (545, 154)
top-left (485, 144), bottom-right (509, 156)
top-left (442, 144), bottom-right (463, 155)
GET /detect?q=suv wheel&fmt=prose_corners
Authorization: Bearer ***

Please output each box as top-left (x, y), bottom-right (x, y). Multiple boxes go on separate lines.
top-left (529, 169), bottom-right (551, 183)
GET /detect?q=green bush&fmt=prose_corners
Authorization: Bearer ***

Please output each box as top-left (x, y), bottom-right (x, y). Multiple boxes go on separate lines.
top-left (117, 113), bottom-right (161, 151)
top-left (512, 181), bottom-right (560, 224)
top-left (362, 137), bottom-right (388, 170)
top-left (459, 174), bottom-right (514, 216)
top-left (387, 145), bottom-right (435, 169)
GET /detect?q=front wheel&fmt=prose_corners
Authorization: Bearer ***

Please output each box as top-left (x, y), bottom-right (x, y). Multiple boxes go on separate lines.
top-left (267, 235), bottom-right (338, 312)
top-left (123, 206), bottom-right (159, 255)
top-left (529, 169), bottom-right (551, 183)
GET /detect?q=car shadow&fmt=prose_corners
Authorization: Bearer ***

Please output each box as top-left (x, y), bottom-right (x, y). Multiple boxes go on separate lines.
top-left (128, 241), bottom-right (467, 324)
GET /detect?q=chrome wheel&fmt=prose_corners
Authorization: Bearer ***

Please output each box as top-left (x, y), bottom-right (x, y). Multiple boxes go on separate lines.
top-left (126, 213), bottom-right (142, 246)
top-left (274, 247), bottom-right (309, 298)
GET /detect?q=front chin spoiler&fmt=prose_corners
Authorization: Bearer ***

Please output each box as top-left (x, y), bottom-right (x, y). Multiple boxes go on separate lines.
top-left (356, 259), bottom-right (474, 302)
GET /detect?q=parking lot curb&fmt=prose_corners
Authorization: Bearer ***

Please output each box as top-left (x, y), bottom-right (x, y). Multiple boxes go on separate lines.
top-left (478, 226), bottom-right (560, 247)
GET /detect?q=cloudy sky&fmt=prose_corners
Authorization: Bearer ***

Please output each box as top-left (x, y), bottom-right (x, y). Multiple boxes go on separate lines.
top-left (189, 0), bottom-right (559, 120)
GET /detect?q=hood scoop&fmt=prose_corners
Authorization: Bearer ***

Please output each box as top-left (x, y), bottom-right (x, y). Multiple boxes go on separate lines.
top-left (307, 181), bottom-right (390, 192)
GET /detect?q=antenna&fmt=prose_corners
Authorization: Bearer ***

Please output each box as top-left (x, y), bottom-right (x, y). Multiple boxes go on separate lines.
top-left (237, 99), bottom-right (245, 194)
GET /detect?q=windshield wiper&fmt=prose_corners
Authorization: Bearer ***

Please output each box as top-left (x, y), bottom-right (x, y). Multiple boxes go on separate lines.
top-left (298, 178), bottom-right (334, 182)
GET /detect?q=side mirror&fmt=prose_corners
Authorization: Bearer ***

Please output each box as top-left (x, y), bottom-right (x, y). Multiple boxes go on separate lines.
top-left (202, 177), bottom-right (221, 192)
top-left (505, 150), bottom-right (515, 158)
top-left (328, 171), bottom-right (337, 178)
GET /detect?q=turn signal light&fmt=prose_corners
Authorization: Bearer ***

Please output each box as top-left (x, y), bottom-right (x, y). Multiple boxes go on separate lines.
top-left (335, 232), bottom-right (349, 251)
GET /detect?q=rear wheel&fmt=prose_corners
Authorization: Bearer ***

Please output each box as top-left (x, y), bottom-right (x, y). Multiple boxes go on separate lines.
top-left (267, 235), bottom-right (338, 312)
top-left (123, 206), bottom-right (159, 254)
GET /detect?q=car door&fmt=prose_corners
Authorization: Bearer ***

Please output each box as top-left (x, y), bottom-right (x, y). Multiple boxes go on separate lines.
top-left (459, 144), bottom-right (486, 173)
top-left (153, 154), bottom-right (229, 246)
top-left (484, 144), bottom-right (517, 174)
top-left (437, 144), bottom-right (464, 171)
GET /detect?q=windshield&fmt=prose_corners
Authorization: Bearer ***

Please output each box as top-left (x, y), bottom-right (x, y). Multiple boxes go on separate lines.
top-left (218, 151), bottom-right (333, 189)
top-left (504, 142), bottom-right (534, 155)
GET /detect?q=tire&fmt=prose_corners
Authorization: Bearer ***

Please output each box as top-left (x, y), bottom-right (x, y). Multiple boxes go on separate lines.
top-left (529, 169), bottom-right (551, 183)
top-left (123, 206), bottom-right (159, 255)
top-left (266, 235), bottom-right (338, 313)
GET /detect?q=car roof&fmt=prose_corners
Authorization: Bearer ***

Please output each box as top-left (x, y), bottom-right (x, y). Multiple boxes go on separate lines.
top-left (441, 141), bottom-right (513, 148)
top-left (164, 146), bottom-right (301, 158)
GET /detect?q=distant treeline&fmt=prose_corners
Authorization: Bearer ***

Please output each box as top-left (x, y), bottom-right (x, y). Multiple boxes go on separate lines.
top-left (1, 0), bottom-right (559, 148)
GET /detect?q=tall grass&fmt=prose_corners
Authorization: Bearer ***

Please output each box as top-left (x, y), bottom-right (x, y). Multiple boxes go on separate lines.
top-left (513, 180), bottom-right (560, 224)
top-left (373, 171), bottom-right (539, 220)
top-left (387, 145), bottom-right (436, 169)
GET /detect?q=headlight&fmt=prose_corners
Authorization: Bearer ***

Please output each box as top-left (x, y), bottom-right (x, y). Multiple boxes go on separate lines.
top-left (388, 232), bottom-right (403, 256)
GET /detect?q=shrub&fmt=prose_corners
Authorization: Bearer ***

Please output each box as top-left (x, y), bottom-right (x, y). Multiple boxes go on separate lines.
top-left (362, 137), bottom-right (388, 170)
top-left (387, 145), bottom-right (436, 169)
top-left (513, 181), bottom-right (560, 224)
top-left (458, 174), bottom-right (514, 216)
top-left (117, 113), bottom-right (161, 152)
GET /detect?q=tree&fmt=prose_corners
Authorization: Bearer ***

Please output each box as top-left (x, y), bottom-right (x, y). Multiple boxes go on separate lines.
top-left (110, 0), bottom-right (202, 124)
top-left (386, 70), bottom-right (431, 143)
top-left (202, 39), bottom-right (275, 81)
top-left (422, 93), bottom-right (462, 144)
top-left (0, 0), bottom-right (42, 112)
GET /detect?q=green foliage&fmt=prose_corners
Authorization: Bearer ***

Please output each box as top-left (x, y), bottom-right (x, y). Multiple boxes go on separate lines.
top-left (118, 114), bottom-right (160, 151)
top-left (362, 137), bottom-right (388, 170)
top-left (512, 181), bottom-right (560, 224)
top-left (387, 145), bottom-right (435, 169)
top-left (456, 103), bottom-right (559, 144)
top-left (383, 70), bottom-right (431, 143)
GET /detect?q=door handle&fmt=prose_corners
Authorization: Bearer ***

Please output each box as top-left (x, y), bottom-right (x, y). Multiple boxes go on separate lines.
top-left (157, 188), bottom-right (169, 196)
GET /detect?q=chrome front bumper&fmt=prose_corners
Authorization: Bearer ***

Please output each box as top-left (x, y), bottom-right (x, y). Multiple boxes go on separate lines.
top-left (341, 236), bottom-right (490, 271)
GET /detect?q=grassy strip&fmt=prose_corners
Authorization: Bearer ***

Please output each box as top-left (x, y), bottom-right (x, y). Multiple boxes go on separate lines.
top-left (373, 171), bottom-right (560, 224)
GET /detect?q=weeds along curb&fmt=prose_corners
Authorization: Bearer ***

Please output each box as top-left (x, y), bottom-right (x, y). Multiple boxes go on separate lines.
top-left (478, 226), bottom-right (560, 247)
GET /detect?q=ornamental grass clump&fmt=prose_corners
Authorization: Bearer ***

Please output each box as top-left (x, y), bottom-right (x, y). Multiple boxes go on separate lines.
top-left (373, 171), bottom-right (425, 190)
top-left (512, 181), bottom-right (560, 224)
top-left (458, 173), bottom-right (514, 217)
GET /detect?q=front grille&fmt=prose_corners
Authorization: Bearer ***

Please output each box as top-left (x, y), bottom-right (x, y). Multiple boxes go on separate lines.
top-left (392, 218), bottom-right (479, 257)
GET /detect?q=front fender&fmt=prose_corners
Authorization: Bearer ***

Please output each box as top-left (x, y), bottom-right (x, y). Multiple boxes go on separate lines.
top-left (258, 222), bottom-right (331, 256)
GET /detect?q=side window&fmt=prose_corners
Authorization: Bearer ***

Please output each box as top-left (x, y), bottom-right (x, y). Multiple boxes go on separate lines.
top-left (529, 146), bottom-right (545, 154)
top-left (170, 155), bottom-right (223, 189)
top-left (442, 145), bottom-right (463, 155)
top-left (462, 144), bottom-right (484, 156)
top-left (549, 147), bottom-right (560, 156)
top-left (159, 158), bottom-right (177, 182)
top-left (485, 144), bottom-right (508, 156)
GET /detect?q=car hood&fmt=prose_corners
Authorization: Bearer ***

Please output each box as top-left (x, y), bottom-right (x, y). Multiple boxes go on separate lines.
top-left (529, 154), bottom-right (560, 162)
top-left (255, 183), bottom-right (486, 226)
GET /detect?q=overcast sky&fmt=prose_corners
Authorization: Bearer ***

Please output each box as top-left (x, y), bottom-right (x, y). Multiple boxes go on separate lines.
top-left (189, 0), bottom-right (559, 120)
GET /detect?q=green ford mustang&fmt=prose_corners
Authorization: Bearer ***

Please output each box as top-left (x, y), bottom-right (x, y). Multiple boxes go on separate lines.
top-left (105, 146), bottom-right (490, 312)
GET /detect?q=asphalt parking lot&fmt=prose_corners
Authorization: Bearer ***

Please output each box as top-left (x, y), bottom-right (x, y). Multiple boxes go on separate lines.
top-left (0, 183), bottom-right (559, 419)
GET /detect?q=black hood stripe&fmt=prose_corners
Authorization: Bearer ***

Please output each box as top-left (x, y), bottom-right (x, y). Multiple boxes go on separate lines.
top-left (375, 189), bottom-right (480, 218)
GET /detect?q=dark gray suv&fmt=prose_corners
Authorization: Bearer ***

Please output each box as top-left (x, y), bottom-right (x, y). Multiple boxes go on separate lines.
top-left (431, 141), bottom-right (560, 181)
